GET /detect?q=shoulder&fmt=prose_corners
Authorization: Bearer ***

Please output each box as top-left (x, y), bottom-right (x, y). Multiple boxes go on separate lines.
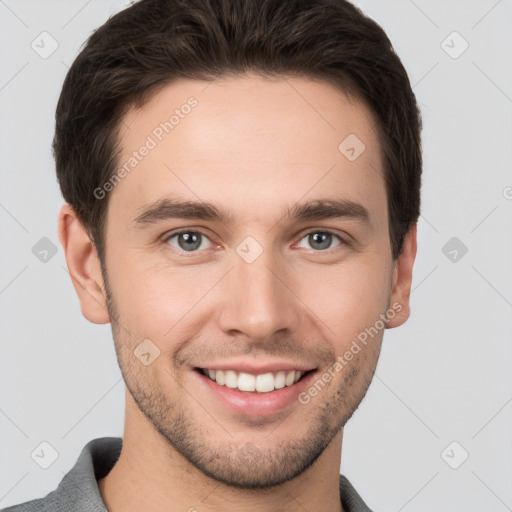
top-left (339, 473), bottom-right (375, 512)
top-left (1, 437), bottom-right (121, 512)
top-left (1, 491), bottom-right (60, 511)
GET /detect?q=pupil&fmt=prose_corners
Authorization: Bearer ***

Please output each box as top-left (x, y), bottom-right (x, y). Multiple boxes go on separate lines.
top-left (179, 232), bottom-right (201, 251)
top-left (310, 232), bottom-right (330, 250)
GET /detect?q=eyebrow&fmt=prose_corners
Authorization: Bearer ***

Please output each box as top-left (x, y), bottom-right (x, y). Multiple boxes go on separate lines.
top-left (132, 196), bottom-right (371, 228)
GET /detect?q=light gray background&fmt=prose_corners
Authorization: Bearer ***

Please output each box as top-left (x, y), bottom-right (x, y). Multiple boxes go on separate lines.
top-left (1, 0), bottom-right (511, 510)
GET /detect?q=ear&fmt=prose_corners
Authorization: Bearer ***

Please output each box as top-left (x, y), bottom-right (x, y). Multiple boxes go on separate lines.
top-left (57, 203), bottom-right (110, 324)
top-left (386, 223), bottom-right (418, 329)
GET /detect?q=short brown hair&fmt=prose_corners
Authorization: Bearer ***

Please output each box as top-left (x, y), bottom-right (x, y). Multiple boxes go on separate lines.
top-left (53, 0), bottom-right (422, 263)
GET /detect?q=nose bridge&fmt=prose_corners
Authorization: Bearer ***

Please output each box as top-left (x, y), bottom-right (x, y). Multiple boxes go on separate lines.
top-left (216, 237), bottom-right (299, 339)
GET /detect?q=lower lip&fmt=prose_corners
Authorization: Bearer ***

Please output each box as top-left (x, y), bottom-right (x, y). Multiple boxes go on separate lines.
top-left (194, 369), bottom-right (317, 417)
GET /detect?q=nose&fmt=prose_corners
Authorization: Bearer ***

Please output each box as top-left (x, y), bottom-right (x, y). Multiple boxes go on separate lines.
top-left (215, 243), bottom-right (302, 343)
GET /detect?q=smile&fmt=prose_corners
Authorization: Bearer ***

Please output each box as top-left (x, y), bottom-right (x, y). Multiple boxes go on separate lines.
top-left (198, 368), bottom-right (310, 393)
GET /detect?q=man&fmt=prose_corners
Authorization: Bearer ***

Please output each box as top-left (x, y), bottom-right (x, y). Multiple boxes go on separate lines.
top-left (3, 0), bottom-right (421, 510)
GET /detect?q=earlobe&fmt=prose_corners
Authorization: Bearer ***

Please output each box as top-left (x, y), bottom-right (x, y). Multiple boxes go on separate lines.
top-left (386, 223), bottom-right (418, 329)
top-left (57, 203), bottom-right (111, 325)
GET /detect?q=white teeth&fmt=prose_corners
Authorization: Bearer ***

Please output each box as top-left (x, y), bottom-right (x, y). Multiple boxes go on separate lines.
top-left (203, 369), bottom-right (306, 393)
top-left (215, 369), bottom-right (225, 386)
top-left (274, 371), bottom-right (286, 389)
top-left (224, 370), bottom-right (238, 389)
top-left (256, 373), bottom-right (275, 393)
top-left (238, 372), bottom-right (256, 392)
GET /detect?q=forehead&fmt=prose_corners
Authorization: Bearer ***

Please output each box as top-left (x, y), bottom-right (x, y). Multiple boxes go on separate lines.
top-left (110, 73), bottom-right (386, 227)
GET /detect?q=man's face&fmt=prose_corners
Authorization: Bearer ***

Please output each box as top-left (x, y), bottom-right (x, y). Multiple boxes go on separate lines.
top-left (97, 74), bottom-right (404, 488)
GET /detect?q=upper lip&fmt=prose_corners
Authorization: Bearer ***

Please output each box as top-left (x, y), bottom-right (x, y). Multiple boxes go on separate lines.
top-left (194, 360), bottom-right (317, 374)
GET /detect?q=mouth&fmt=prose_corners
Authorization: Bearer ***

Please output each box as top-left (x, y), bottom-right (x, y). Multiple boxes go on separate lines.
top-left (193, 366), bottom-right (318, 417)
top-left (195, 367), bottom-right (314, 393)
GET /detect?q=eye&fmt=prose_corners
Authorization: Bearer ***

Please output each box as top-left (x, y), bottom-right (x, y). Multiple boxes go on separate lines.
top-left (296, 231), bottom-right (344, 251)
top-left (164, 230), bottom-right (212, 252)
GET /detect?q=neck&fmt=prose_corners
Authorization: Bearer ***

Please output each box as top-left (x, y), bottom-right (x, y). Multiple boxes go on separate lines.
top-left (98, 392), bottom-right (345, 512)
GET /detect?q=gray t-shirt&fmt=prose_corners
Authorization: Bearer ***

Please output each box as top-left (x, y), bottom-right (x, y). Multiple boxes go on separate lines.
top-left (2, 437), bottom-right (374, 511)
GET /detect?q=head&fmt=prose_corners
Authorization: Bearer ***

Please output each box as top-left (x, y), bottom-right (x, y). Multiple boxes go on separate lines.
top-left (57, 0), bottom-right (421, 490)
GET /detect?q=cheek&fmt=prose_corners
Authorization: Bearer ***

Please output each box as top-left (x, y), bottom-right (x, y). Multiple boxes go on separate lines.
top-left (298, 258), bottom-right (392, 340)
top-left (109, 256), bottom-right (220, 340)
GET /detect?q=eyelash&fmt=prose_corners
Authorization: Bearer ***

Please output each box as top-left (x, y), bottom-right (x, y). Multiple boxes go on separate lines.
top-left (162, 228), bottom-right (348, 255)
